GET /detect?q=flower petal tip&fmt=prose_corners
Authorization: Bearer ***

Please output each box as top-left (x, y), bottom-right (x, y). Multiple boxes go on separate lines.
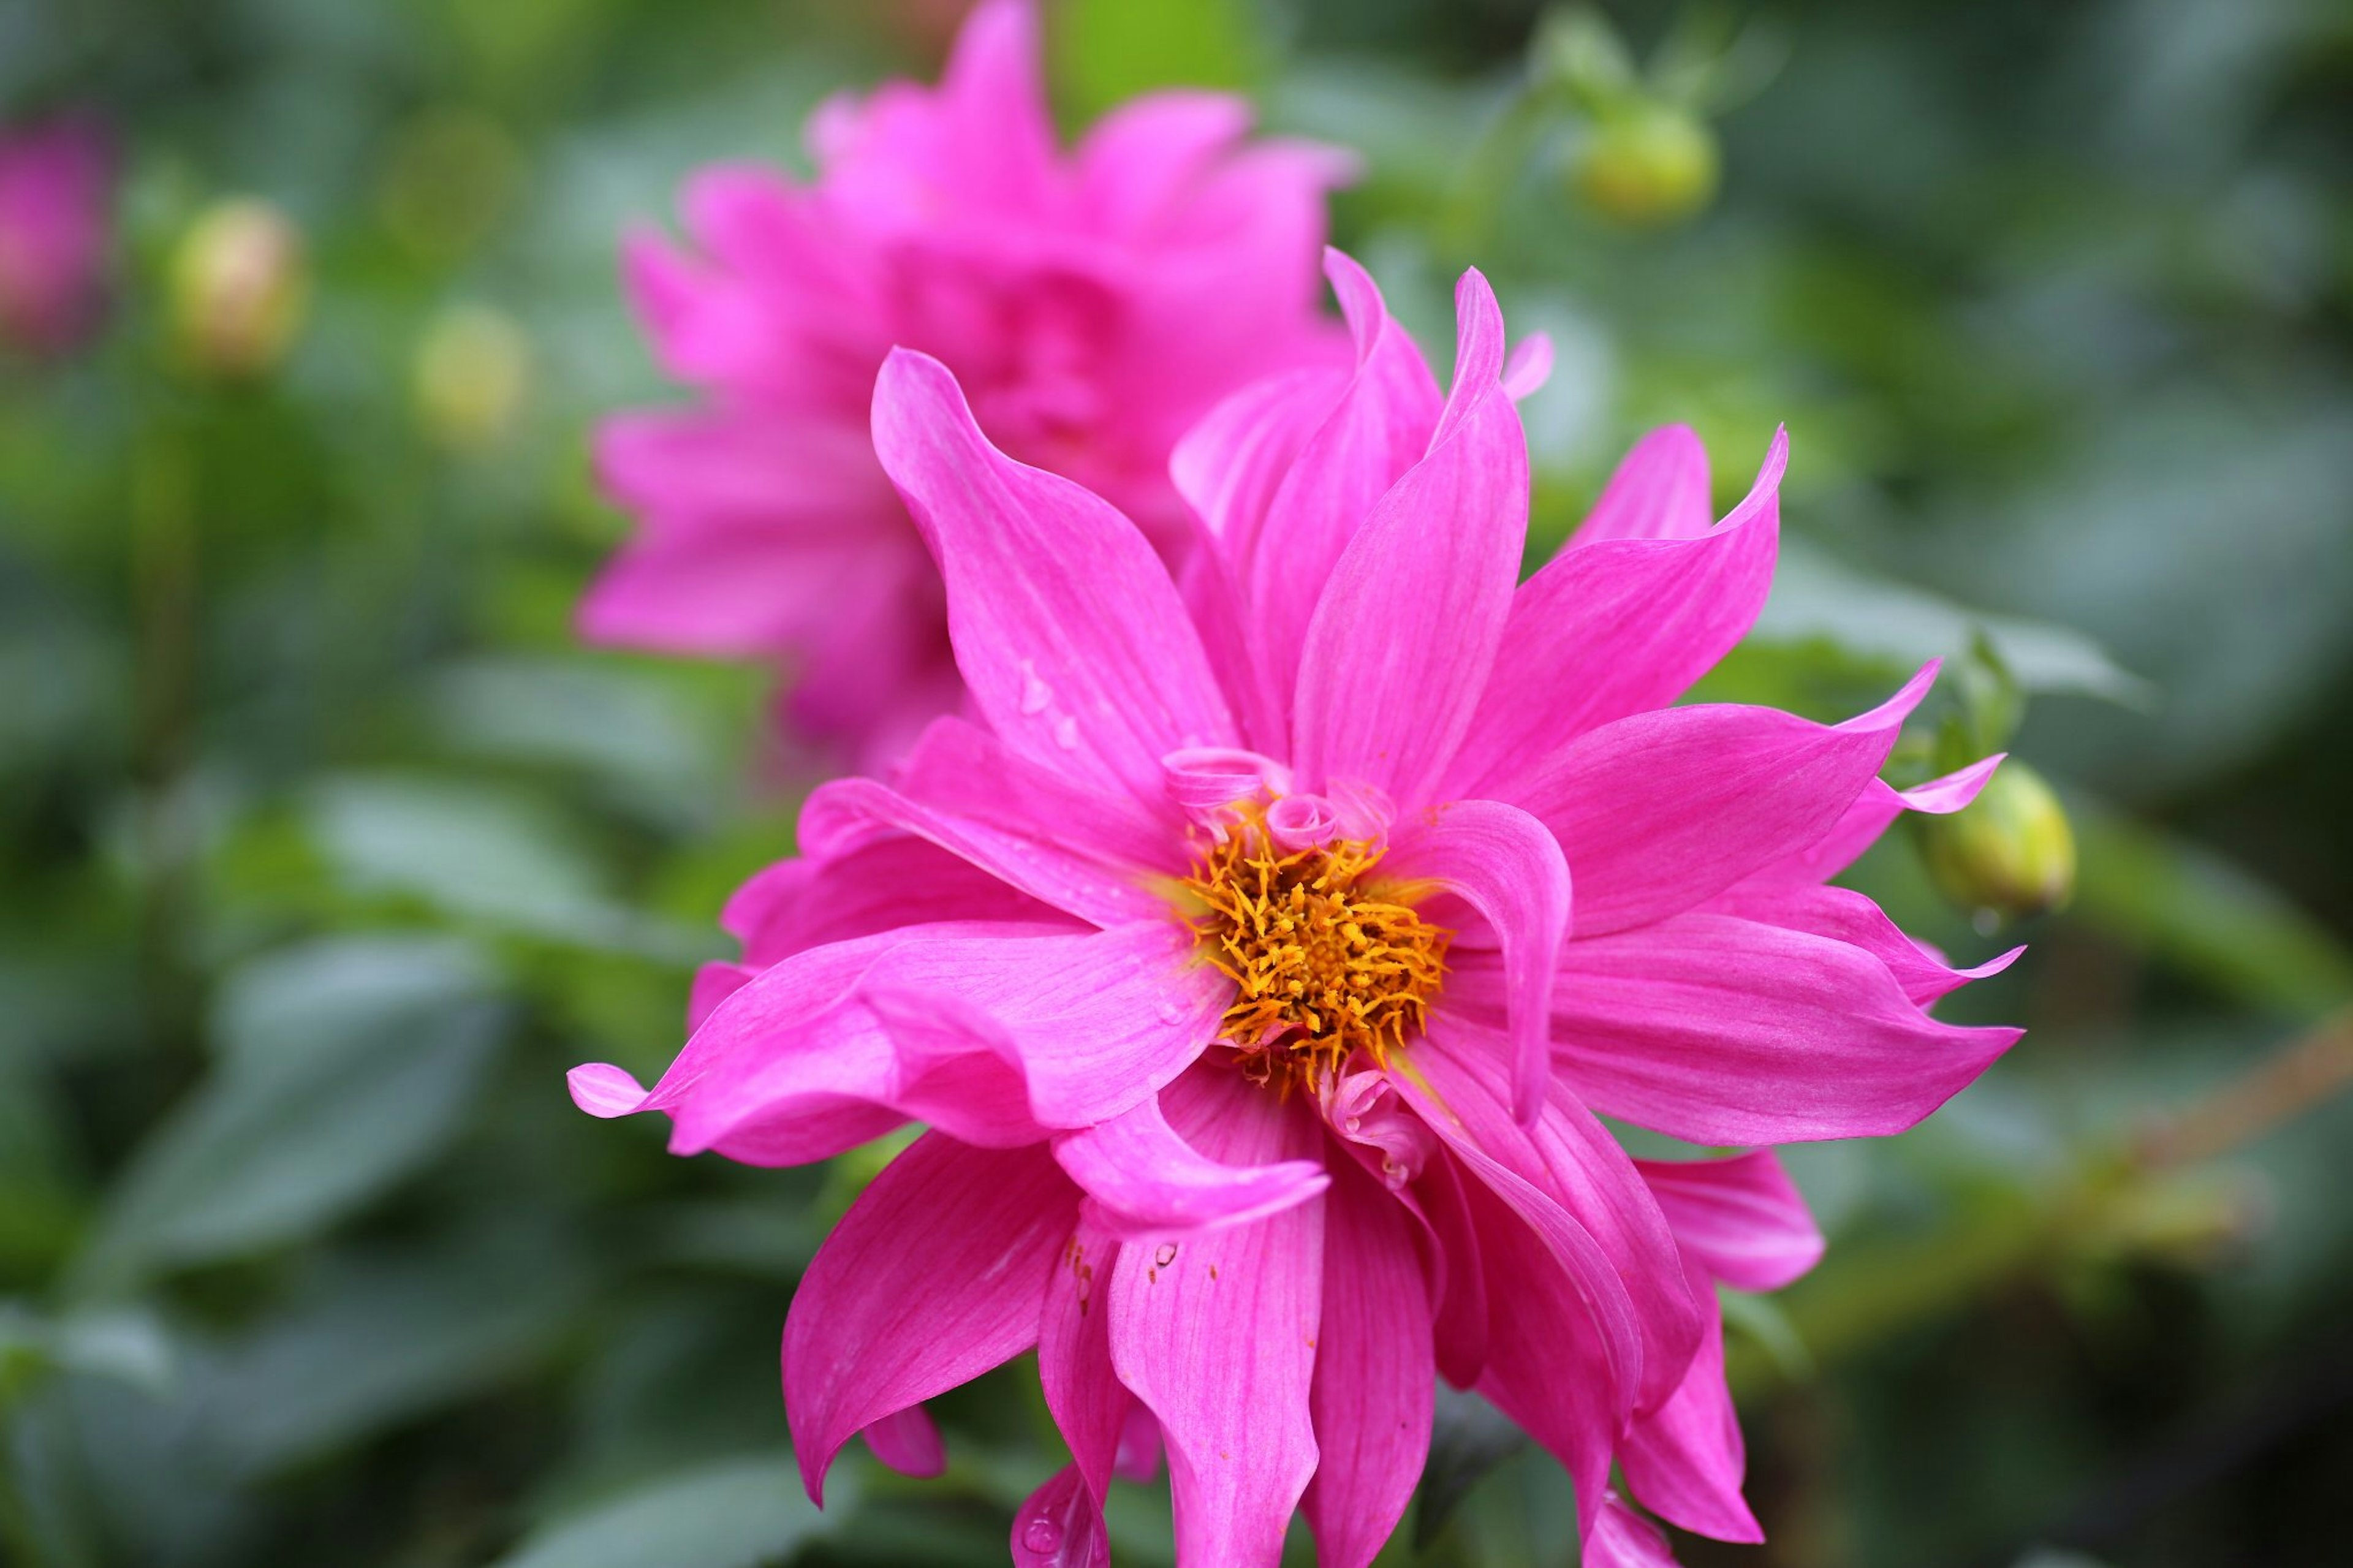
top-left (567, 1062), bottom-right (650, 1118)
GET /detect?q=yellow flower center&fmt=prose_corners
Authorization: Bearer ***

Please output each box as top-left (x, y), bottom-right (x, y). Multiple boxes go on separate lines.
top-left (1178, 809), bottom-right (1450, 1089)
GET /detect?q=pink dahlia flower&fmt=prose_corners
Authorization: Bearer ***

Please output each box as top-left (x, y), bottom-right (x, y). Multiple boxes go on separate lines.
top-left (582, 0), bottom-right (1352, 770)
top-left (0, 115), bottom-right (112, 357)
top-left (572, 253), bottom-right (2023, 1566)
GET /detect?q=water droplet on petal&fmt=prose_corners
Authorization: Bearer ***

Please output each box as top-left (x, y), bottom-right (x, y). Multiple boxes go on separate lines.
top-left (1053, 714), bottom-right (1080, 749)
top-left (1019, 659), bottom-right (1053, 716)
top-left (1021, 1518), bottom-right (1063, 1555)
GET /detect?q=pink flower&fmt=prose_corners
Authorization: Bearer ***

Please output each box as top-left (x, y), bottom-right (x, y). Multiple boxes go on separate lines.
top-left (581, 0), bottom-right (1352, 770)
top-left (572, 254), bottom-right (2022, 1565)
top-left (0, 115), bottom-right (112, 357)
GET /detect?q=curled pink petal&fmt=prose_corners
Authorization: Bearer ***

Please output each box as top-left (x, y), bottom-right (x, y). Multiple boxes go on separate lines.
top-left (859, 1403), bottom-right (947, 1477)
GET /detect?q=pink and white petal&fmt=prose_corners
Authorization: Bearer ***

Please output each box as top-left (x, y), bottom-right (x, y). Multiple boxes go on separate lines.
top-left (1746, 754), bottom-right (2006, 890)
top-left (1553, 912), bottom-right (2023, 1145)
top-left (798, 775), bottom-right (1161, 928)
top-left (1292, 271), bottom-right (1526, 806)
top-left (1587, 1495), bottom-right (1684, 1568)
top-left (1109, 1068), bottom-right (1325, 1568)
top-left (1009, 1464), bottom-right (1111, 1568)
top-left (860, 1404), bottom-right (947, 1477)
top-left (1401, 1018), bottom-right (1699, 1413)
top-left (1387, 800), bottom-right (1571, 1125)
top-left (1620, 1291), bottom-right (1760, 1543)
top-left (1572, 425), bottom-right (1715, 545)
top-left (1635, 1150), bottom-right (1824, 1293)
top-left (1445, 431), bottom-right (1783, 800)
top-left (1039, 1218), bottom-right (1130, 1502)
top-left (1520, 664), bottom-right (1938, 937)
top-left (870, 349), bottom-right (1236, 805)
top-left (1238, 251), bottom-right (1445, 711)
top-left (784, 1134), bottom-right (1077, 1502)
top-left (1303, 1156), bottom-right (1434, 1568)
top-left (1707, 881), bottom-right (2022, 1008)
top-left (1055, 1094), bottom-right (1329, 1240)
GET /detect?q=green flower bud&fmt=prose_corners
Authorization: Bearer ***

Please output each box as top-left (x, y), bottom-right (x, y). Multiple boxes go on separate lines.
top-left (1571, 101), bottom-right (1719, 227)
top-left (412, 303), bottom-right (531, 453)
top-left (170, 197), bottom-right (308, 380)
top-left (1919, 760), bottom-right (2077, 929)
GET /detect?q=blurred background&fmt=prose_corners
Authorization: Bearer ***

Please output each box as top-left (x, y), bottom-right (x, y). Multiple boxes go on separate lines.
top-left (2, 0), bottom-right (2349, 1564)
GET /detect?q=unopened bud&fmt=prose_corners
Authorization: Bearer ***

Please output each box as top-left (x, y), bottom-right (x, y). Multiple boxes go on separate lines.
top-left (1572, 101), bottom-right (1719, 227)
top-left (412, 303), bottom-right (531, 452)
top-left (1919, 760), bottom-right (2077, 930)
top-left (170, 197), bottom-right (307, 380)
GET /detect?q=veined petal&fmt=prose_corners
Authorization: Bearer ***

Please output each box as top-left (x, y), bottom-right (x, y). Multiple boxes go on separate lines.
top-left (784, 1134), bottom-right (1075, 1502)
top-left (870, 348), bottom-right (1236, 806)
top-left (1009, 1464), bottom-right (1111, 1568)
top-left (1400, 1018), bottom-right (1699, 1414)
top-left (1055, 1093), bottom-right (1330, 1240)
top-left (1303, 1156), bottom-right (1433, 1568)
top-left (1108, 1067), bottom-right (1324, 1568)
top-left (723, 833), bottom-right (1067, 968)
top-left (1387, 800), bottom-right (1572, 1126)
top-left (1621, 1292), bottom-right (1757, 1542)
top-left (896, 715), bottom-right (1182, 871)
top-left (1039, 1217), bottom-right (1130, 1504)
top-left (1745, 753), bottom-right (2005, 890)
top-left (1588, 1494), bottom-right (1684, 1567)
top-left (1635, 1150), bottom-right (1823, 1293)
top-left (1518, 663), bottom-right (1938, 936)
top-left (1293, 270), bottom-right (1527, 806)
top-left (1706, 881), bottom-right (2023, 1009)
top-left (1572, 425), bottom-right (1715, 545)
top-left (1417, 1153), bottom-right (1491, 1388)
top-left (1446, 431), bottom-right (1783, 800)
top-left (860, 1404), bottom-right (947, 1477)
top-left (1552, 912), bottom-right (2022, 1145)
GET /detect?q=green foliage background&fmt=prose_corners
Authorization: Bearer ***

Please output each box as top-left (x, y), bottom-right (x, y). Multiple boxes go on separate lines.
top-left (2, 1), bottom-right (2349, 1564)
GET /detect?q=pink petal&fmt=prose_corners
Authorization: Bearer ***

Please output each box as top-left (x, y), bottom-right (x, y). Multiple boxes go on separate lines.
top-left (895, 716), bottom-right (1181, 873)
top-left (1386, 800), bottom-right (1571, 1126)
top-left (1302, 1155), bottom-right (1433, 1568)
top-left (1115, 1403), bottom-right (1164, 1482)
top-left (1635, 1150), bottom-right (1824, 1292)
top-left (860, 1404), bottom-right (947, 1477)
top-left (1397, 1019), bottom-right (1699, 1415)
top-left (1748, 752), bottom-right (2006, 890)
top-left (1572, 425), bottom-right (1715, 545)
top-left (688, 962), bottom-right (757, 1032)
top-left (567, 1062), bottom-right (650, 1119)
top-left (1076, 91), bottom-right (1252, 233)
top-left (1292, 270), bottom-right (1526, 806)
top-left (1552, 912), bottom-right (2023, 1145)
top-left (1501, 332), bottom-right (1555, 401)
top-left (1055, 1093), bottom-right (1329, 1240)
top-left (1233, 251), bottom-right (1444, 719)
top-left (930, 0), bottom-right (1058, 212)
top-left (1108, 1067), bottom-right (1324, 1567)
top-left (1417, 1153), bottom-right (1492, 1388)
top-left (1039, 1218), bottom-right (1130, 1501)
top-left (1707, 881), bottom-right (2023, 1008)
top-left (1518, 663), bottom-right (1938, 937)
top-left (784, 1134), bottom-right (1075, 1502)
top-left (1587, 1494), bottom-right (1684, 1567)
top-left (1009, 1464), bottom-right (1111, 1568)
top-left (724, 831), bottom-right (1068, 968)
top-left (1620, 1292), bottom-right (1760, 1543)
top-left (1446, 431), bottom-right (1783, 800)
top-left (870, 348), bottom-right (1235, 808)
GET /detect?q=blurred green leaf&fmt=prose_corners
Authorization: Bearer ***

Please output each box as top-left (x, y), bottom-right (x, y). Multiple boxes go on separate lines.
top-left (1415, 1385), bottom-right (1527, 1546)
top-left (74, 936), bottom-right (509, 1287)
top-left (1051, 0), bottom-right (1268, 126)
top-left (488, 1450), bottom-right (844, 1568)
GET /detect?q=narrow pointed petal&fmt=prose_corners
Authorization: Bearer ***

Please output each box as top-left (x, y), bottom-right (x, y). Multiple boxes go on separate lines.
top-left (894, 716), bottom-right (1182, 871)
top-left (1501, 332), bottom-right (1555, 401)
top-left (1588, 1494), bottom-right (1684, 1567)
top-left (861, 1404), bottom-right (947, 1477)
top-left (1621, 1293), bottom-right (1760, 1542)
top-left (930, 0), bottom-right (1058, 210)
top-left (724, 832), bottom-right (1067, 968)
top-left (1552, 913), bottom-right (2022, 1145)
top-left (1707, 881), bottom-right (2023, 1008)
top-left (1055, 1094), bottom-right (1330, 1240)
top-left (1446, 432), bottom-right (1783, 800)
top-left (1387, 800), bottom-right (1571, 1125)
top-left (1573, 425), bottom-right (1715, 545)
top-left (1518, 664), bottom-right (1938, 936)
top-left (1009, 1464), bottom-right (1112, 1568)
top-left (1076, 91), bottom-right (1252, 232)
top-left (870, 349), bottom-right (1235, 806)
top-left (1303, 1156), bottom-right (1434, 1568)
top-left (1417, 1153), bottom-right (1492, 1388)
top-left (785, 1135), bottom-right (1076, 1502)
top-left (1039, 1218), bottom-right (1129, 1502)
top-left (1400, 1018), bottom-right (1699, 1413)
top-left (1749, 753), bottom-right (2005, 890)
top-left (1108, 1069), bottom-right (1324, 1568)
top-left (1293, 270), bottom-right (1526, 805)
top-left (1635, 1150), bottom-right (1824, 1293)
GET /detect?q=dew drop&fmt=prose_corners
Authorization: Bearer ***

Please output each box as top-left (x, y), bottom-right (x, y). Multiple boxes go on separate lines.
top-left (1053, 714), bottom-right (1080, 749)
top-left (1021, 1518), bottom-right (1063, 1555)
top-left (1154, 1242), bottom-right (1178, 1267)
top-left (1019, 659), bottom-right (1053, 716)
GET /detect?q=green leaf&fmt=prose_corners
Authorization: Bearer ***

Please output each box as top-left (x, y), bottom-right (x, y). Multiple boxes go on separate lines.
top-left (1415, 1385), bottom-right (1528, 1545)
top-left (74, 936), bottom-right (508, 1287)
top-left (1051, 0), bottom-right (1268, 127)
top-left (489, 1452), bottom-right (845, 1568)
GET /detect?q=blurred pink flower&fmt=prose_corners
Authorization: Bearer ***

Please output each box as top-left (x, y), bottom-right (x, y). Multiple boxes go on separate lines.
top-left (572, 254), bottom-right (2021, 1565)
top-left (583, 0), bottom-right (1351, 770)
top-left (0, 115), bottom-right (112, 357)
